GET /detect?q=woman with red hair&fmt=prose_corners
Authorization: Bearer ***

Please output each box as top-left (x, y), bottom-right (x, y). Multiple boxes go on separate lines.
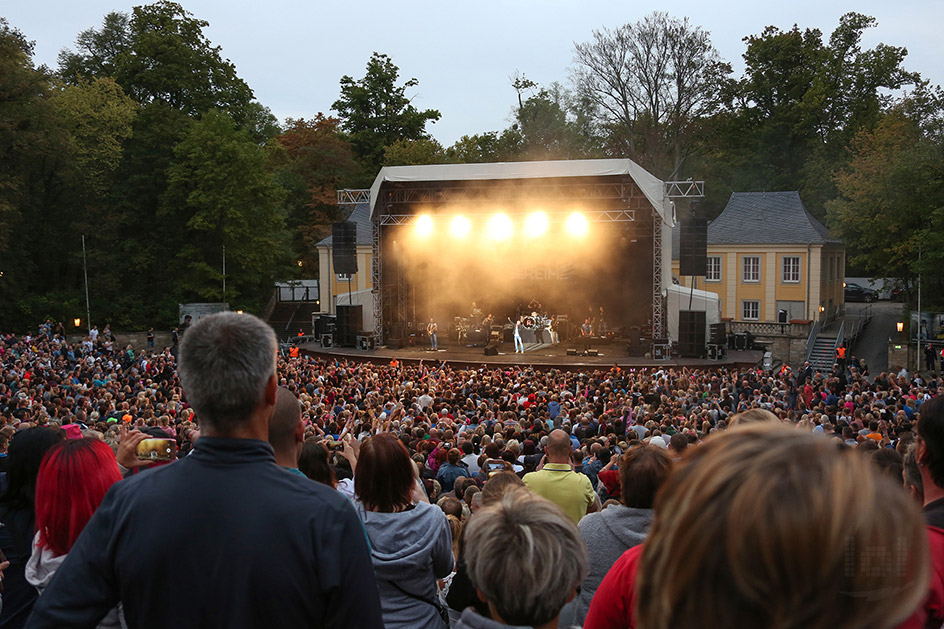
top-left (25, 438), bottom-right (123, 627)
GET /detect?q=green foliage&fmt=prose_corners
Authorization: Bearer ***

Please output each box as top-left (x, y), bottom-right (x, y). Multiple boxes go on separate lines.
top-left (332, 52), bottom-right (441, 172)
top-left (272, 115), bottom-right (360, 272)
top-left (827, 102), bottom-right (944, 307)
top-left (163, 109), bottom-right (289, 306)
top-left (696, 12), bottom-right (916, 218)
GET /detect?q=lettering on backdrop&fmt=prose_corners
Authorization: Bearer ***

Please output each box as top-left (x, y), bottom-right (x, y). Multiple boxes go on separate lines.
top-left (512, 264), bottom-right (575, 281)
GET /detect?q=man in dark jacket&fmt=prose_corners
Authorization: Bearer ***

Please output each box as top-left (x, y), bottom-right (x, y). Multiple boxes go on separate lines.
top-left (26, 312), bottom-right (383, 628)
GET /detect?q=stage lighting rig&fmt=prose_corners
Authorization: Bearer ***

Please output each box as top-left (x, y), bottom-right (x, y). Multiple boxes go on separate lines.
top-left (565, 212), bottom-right (589, 237)
top-left (488, 213), bottom-right (514, 241)
top-left (524, 211), bottom-right (550, 238)
top-left (415, 214), bottom-right (434, 238)
top-left (450, 215), bottom-right (471, 239)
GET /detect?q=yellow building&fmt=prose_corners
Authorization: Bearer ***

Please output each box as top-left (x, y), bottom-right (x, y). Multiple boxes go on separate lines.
top-left (672, 192), bottom-right (844, 323)
top-left (315, 203), bottom-right (374, 317)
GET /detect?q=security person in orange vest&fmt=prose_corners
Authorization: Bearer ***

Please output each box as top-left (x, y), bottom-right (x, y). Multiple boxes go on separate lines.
top-left (835, 343), bottom-right (847, 371)
top-left (289, 345), bottom-right (300, 358)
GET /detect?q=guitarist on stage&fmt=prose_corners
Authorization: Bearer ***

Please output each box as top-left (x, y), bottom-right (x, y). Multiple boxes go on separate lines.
top-left (427, 318), bottom-right (438, 350)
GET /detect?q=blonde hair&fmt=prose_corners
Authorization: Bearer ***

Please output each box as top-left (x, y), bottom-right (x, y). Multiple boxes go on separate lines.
top-left (464, 490), bottom-right (587, 626)
top-left (636, 423), bottom-right (928, 629)
top-left (728, 407), bottom-right (778, 427)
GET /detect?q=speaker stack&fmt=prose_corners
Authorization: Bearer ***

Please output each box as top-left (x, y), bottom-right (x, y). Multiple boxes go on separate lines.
top-left (335, 305), bottom-right (362, 348)
top-left (332, 222), bottom-right (358, 275)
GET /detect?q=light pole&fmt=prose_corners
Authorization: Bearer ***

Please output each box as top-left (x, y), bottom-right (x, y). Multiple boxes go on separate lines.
top-left (82, 235), bottom-right (91, 335)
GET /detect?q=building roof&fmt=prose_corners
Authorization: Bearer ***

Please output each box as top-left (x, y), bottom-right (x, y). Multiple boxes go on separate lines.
top-left (671, 191), bottom-right (839, 259)
top-left (709, 191), bottom-right (838, 245)
top-left (315, 203), bottom-right (372, 248)
top-left (368, 158), bottom-right (669, 226)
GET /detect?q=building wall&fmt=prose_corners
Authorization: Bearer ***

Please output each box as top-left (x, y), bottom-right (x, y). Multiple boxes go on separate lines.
top-left (673, 243), bottom-right (844, 323)
top-left (317, 244), bottom-right (373, 315)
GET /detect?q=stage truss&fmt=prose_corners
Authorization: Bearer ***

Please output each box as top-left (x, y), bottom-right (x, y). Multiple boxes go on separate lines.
top-left (338, 179), bottom-right (704, 345)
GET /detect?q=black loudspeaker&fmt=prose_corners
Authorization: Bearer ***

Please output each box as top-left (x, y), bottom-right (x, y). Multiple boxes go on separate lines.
top-left (320, 334), bottom-right (333, 348)
top-left (566, 348), bottom-right (578, 356)
top-left (709, 323), bottom-right (726, 346)
top-left (678, 311), bottom-right (706, 358)
top-left (335, 305), bottom-right (362, 347)
top-left (332, 222), bottom-right (358, 275)
top-left (778, 309), bottom-right (788, 324)
top-left (679, 217), bottom-right (708, 276)
top-left (484, 345), bottom-right (499, 356)
top-left (587, 349), bottom-right (599, 356)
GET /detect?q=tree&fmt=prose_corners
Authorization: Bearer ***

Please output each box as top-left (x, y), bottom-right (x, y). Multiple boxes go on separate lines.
top-left (163, 109), bottom-right (288, 305)
top-left (383, 138), bottom-right (447, 166)
top-left (332, 53), bottom-right (441, 172)
top-left (273, 115), bottom-right (360, 271)
top-left (572, 12), bottom-right (730, 179)
top-left (50, 77), bottom-right (137, 195)
top-left (57, 2), bottom-right (257, 128)
top-left (697, 13), bottom-right (917, 217)
top-left (827, 100), bottom-right (944, 306)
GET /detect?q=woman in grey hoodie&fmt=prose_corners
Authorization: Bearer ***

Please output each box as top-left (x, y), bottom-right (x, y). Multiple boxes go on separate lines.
top-left (571, 445), bottom-right (672, 625)
top-left (356, 434), bottom-right (454, 629)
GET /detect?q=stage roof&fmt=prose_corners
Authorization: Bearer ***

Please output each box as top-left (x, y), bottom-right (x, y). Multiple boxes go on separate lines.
top-left (368, 158), bottom-right (668, 224)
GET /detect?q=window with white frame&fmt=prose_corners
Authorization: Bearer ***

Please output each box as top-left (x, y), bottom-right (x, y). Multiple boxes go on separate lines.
top-left (742, 256), bottom-right (760, 282)
top-left (706, 256), bottom-right (721, 282)
top-left (782, 256), bottom-right (801, 283)
top-left (742, 300), bottom-right (760, 320)
top-left (336, 273), bottom-right (352, 282)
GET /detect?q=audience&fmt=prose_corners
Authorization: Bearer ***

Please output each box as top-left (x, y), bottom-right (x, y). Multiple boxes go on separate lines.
top-left (0, 318), bottom-right (934, 627)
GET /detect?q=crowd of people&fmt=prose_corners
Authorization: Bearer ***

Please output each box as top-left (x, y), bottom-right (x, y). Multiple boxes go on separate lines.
top-left (0, 312), bottom-right (942, 628)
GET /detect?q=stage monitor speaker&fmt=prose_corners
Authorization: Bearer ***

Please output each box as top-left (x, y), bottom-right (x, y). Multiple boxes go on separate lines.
top-left (387, 337), bottom-right (404, 349)
top-left (652, 338), bottom-right (669, 360)
top-left (566, 348), bottom-right (578, 356)
top-left (678, 311), bottom-right (707, 358)
top-left (709, 322), bottom-right (726, 346)
top-left (587, 349), bottom-right (599, 356)
top-left (332, 221), bottom-right (358, 275)
top-left (335, 304), bottom-right (362, 347)
top-left (484, 345), bottom-right (499, 356)
top-left (679, 217), bottom-right (708, 277)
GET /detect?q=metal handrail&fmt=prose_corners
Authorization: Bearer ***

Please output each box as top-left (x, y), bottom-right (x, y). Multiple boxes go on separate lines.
top-left (803, 320), bottom-right (822, 365)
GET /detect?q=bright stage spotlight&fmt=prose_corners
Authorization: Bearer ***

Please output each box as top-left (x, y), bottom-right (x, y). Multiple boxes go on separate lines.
top-left (566, 212), bottom-right (589, 237)
top-left (524, 211), bottom-right (549, 238)
top-left (450, 215), bottom-right (471, 239)
top-left (415, 214), bottom-right (434, 238)
top-left (488, 213), bottom-right (514, 241)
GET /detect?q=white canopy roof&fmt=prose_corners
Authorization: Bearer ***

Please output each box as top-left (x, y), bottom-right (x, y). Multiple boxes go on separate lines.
top-left (368, 158), bottom-right (668, 224)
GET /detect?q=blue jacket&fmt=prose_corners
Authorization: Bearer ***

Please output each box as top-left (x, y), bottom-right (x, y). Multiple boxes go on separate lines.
top-left (26, 437), bottom-right (383, 628)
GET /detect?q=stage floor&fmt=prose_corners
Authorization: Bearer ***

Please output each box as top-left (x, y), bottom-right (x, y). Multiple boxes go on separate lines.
top-left (299, 340), bottom-right (763, 371)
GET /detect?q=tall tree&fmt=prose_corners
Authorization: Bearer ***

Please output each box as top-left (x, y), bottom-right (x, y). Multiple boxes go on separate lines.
top-left (698, 13), bottom-right (917, 217)
top-left (572, 12), bottom-right (730, 179)
top-left (827, 92), bottom-right (944, 306)
top-left (273, 115), bottom-right (360, 271)
top-left (332, 52), bottom-right (441, 173)
top-left (163, 109), bottom-right (288, 306)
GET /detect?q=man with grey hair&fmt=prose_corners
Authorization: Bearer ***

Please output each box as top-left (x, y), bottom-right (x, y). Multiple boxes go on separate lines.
top-left (458, 490), bottom-right (588, 629)
top-left (27, 312), bottom-right (382, 628)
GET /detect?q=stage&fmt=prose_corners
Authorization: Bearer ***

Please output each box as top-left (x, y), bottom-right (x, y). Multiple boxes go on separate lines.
top-left (299, 339), bottom-right (763, 371)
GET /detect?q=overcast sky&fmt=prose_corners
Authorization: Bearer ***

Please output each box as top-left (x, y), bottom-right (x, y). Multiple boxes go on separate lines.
top-left (3, 0), bottom-right (940, 145)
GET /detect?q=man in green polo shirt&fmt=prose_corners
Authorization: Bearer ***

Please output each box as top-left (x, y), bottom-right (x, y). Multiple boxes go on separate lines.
top-left (524, 429), bottom-right (599, 524)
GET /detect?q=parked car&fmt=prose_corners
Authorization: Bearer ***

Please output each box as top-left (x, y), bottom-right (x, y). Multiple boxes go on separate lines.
top-left (844, 283), bottom-right (878, 303)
